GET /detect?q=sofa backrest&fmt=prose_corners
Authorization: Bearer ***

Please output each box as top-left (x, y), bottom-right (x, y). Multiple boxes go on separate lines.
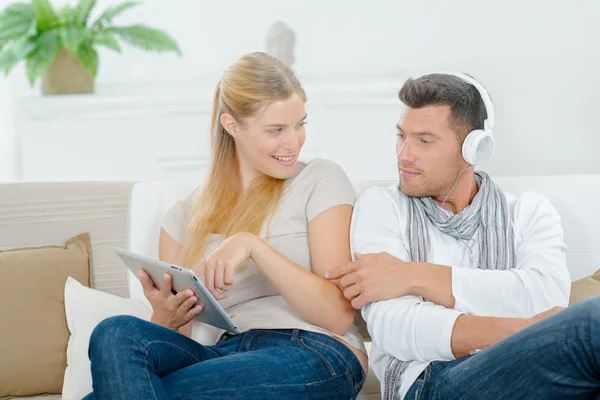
top-left (0, 182), bottom-right (134, 297)
top-left (493, 175), bottom-right (599, 281)
top-left (129, 175), bottom-right (600, 297)
top-left (1, 175), bottom-right (595, 302)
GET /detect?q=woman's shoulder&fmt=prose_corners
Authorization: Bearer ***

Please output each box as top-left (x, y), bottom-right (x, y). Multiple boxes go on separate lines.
top-left (164, 190), bottom-right (196, 219)
top-left (286, 158), bottom-right (355, 222)
top-left (160, 190), bottom-right (197, 244)
top-left (294, 158), bottom-right (350, 184)
top-left (304, 158), bottom-right (347, 173)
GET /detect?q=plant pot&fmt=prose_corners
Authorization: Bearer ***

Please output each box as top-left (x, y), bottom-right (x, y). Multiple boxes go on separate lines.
top-left (41, 48), bottom-right (94, 95)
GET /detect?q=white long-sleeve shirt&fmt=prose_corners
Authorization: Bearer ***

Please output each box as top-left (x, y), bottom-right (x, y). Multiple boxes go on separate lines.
top-left (351, 185), bottom-right (570, 399)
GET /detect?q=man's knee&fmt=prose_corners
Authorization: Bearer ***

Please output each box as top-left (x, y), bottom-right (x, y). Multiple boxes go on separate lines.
top-left (571, 295), bottom-right (600, 316)
top-left (569, 296), bottom-right (600, 333)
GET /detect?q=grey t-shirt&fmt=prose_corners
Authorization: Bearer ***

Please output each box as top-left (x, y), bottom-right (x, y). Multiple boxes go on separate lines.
top-left (161, 159), bottom-right (366, 353)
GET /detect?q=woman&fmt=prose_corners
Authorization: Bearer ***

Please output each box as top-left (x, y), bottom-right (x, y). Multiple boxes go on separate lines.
top-left (85, 52), bottom-right (367, 399)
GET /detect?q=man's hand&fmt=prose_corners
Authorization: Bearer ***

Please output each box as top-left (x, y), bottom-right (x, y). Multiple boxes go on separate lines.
top-left (326, 252), bottom-right (414, 309)
top-left (451, 305), bottom-right (566, 358)
top-left (527, 306), bottom-right (565, 326)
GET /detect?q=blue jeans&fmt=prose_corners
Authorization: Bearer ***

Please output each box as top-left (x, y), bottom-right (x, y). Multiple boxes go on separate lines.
top-left (405, 296), bottom-right (600, 399)
top-left (82, 316), bottom-right (365, 400)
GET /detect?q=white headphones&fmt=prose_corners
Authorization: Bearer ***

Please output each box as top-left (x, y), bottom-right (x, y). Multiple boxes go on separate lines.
top-left (422, 71), bottom-right (496, 165)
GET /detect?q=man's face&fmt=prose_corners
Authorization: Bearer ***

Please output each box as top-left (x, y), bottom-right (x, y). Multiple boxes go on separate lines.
top-left (396, 105), bottom-right (466, 198)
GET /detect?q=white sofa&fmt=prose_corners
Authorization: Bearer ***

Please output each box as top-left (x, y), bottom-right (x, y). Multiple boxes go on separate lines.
top-left (127, 174), bottom-right (600, 399)
top-left (2, 174), bottom-right (599, 399)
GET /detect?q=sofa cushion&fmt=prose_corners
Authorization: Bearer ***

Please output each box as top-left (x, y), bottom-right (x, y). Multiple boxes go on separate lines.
top-left (61, 277), bottom-right (152, 400)
top-left (0, 234), bottom-right (91, 398)
top-left (570, 269), bottom-right (600, 305)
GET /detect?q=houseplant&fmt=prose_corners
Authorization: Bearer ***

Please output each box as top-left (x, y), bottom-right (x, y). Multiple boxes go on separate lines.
top-left (0, 0), bottom-right (181, 95)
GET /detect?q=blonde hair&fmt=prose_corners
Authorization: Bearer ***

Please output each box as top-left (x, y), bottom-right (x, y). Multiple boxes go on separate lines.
top-left (181, 52), bottom-right (307, 269)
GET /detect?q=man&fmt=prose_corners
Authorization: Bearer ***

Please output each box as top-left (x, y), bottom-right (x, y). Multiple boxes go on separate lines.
top-left (326, 72), bottom-right (600, 399)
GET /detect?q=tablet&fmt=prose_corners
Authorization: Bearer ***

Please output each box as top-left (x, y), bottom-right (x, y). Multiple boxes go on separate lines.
top-left (114, 247), bottom-right (241, 334)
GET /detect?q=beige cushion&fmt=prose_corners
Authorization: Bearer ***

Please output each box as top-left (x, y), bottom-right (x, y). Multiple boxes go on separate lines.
top-left (570, 269), bottom-right (600, 305)
top-left (0, 234), bottom-right (91, 398)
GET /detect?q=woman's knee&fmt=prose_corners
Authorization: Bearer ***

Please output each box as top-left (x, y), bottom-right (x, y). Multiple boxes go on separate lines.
top-left (89, 315), bottom-right (147, 356)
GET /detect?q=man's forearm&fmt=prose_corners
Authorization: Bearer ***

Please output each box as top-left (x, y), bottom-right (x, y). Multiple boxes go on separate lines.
top-left (409, 262), bottom-right (456, 308)
top-left (451, 314), bottom-right (527, 358)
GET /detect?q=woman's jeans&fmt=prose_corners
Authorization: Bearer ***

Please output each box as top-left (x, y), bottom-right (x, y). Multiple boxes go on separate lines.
top-left (82, 316), bottom-right (365, 399)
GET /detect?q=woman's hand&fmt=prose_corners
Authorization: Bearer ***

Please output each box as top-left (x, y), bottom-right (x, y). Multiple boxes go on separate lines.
top-left (191, 233), bottom-right (256, 300)
top-left (139, 269), bottom-right (203, 330)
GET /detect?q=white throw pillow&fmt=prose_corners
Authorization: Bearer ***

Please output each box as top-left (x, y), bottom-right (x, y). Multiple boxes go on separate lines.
top-left (61, 277), bottom-right (152, 400)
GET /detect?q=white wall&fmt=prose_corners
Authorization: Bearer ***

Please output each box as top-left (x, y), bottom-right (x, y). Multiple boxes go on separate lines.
top-left (0, 76), bottom-right (17, 182)
top-left (5, 0), bottom-right (600, 182)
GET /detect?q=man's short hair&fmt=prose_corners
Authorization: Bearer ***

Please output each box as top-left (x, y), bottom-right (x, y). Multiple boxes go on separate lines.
top-left (398, 73), bottom-right (488, 140)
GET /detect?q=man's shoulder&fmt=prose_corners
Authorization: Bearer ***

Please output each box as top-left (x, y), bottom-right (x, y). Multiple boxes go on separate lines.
top-left (501, 189), bottom-right (561, 233)
top-left (502, 189), bottom-right (555, 215)
top-left (357, 184), bottom-right (409, 210)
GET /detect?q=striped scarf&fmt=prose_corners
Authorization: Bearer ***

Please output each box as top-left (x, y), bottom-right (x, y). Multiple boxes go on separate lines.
top-left (384, 171), bottom-right (515, 399)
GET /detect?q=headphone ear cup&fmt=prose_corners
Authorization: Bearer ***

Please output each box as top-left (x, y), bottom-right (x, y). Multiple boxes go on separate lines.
top-left (462, 130), bottom-right (495, 165)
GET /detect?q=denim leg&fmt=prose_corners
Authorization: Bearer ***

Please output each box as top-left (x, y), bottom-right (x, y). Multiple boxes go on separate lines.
top-left (161, 329), bottom-right (365, 400)
top-left (404, 358), bottom-right (469, 400)
top-left (84, 315), bottom-right (239, 400)
top-left (415, 296), bottom-right (600, 400)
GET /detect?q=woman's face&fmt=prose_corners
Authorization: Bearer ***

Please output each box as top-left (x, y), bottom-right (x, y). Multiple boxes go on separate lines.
top-left (223, 93), bottom-right (307, 181)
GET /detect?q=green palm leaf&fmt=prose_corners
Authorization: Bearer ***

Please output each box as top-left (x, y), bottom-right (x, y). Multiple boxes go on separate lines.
top-left (59, 4), bottom-right (75, 25)
top-left (24, 30), bottom-right (58, 85)
top-left (0, 3), bottom-right (36, 43)
top-left (110, 25), bottom-right (181, 55)
top-left (1, 3), bottom-right (34, 17)
top-left (25, 51), bottom-right (48, 86)
top-left (0, 37), bottom-right (36, 75)
top-left (73, 0), bottom-right (96, 27)
top-left (32, 0), bottom-right (59, 31)
top-left (92, 1), bottom-right (139, 28)
top-left (59, 26), bottom-right (84, 55)
top-left (78, 45), bottom-right (98, 76)
top-left (36, 29), bottom-right (59, 62)
top-left (93, 31), bottom-right (121, 53)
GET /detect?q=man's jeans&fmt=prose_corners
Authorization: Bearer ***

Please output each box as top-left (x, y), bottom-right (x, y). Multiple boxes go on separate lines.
top-left (405, 296), bottom-right (600, 399)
